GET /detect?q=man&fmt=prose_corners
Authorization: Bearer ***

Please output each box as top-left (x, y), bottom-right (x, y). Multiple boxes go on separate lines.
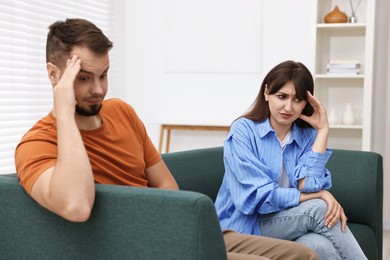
top-left (15, 18), bottom-right (318, 260)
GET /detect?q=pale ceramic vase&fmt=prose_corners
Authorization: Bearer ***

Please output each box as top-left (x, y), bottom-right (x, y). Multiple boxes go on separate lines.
top-left (342, 103), bottom-right (355, 125)
top-left (328, 107), bottom-right (338, 125)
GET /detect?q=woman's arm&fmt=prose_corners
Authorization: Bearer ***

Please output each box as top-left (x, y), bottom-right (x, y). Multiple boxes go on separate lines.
top-left (300, 190), bottom-right (347, 231)
top-left (299, 91), bottom-right (329, 154)
top-left (294, 145), bottom-right (332, 192)
top-left (297, 92), bottom-right (331, 190)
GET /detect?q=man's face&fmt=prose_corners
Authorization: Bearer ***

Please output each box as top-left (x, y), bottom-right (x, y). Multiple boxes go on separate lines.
top-left (66, 46), bottom-right (110, 116)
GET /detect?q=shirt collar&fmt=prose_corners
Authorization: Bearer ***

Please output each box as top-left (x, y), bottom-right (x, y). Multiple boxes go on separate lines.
top-left (290, 124), bottom-right (305, 149)
top-left (257, 118), bottom-right (305, 149)
top-left (257, 118), bottom-right (274, 138)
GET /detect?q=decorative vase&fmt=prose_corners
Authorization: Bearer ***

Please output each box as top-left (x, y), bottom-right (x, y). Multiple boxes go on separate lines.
top-left (324, 6), bottom-right (348, 23)
top-left (342, 103), bottom-right (355, 125)
top-left (349, 14), bottom-right (358, 23)
top-left (328, 107), bottom-right (338, 125)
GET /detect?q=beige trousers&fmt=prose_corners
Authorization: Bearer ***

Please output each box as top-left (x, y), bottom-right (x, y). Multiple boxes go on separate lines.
top-left (223, 230), bottom-right (319, 260)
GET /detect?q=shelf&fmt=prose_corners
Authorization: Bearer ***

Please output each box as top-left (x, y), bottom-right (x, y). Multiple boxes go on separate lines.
top-left (317, 23), bottom-right (366, 27)
top-left (330, 124), bottom-right (363, 129)
top-left (313, 0), bottom-right (374, 151)
top-left (315, 74), bottom-right (364, 79)
top-left (316, 23), bottom-right (366, 39)
top-left (312, 0), bottom-right (375, 150)
top-left (317, 23), bottom-right (366, 29)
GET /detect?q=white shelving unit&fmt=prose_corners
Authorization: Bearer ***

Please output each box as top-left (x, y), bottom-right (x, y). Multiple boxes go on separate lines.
top-left (313, 0), bottom-right (375, 151)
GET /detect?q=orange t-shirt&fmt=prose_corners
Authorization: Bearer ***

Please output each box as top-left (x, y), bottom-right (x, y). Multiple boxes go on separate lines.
top-left (15, 98), bottom-right (161, 194)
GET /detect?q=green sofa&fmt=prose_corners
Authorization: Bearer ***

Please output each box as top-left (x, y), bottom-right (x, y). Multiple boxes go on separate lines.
top-left (0, 176), bottom-right (226, 259)
top-left (163, 147), bottom-right (383, 260)
top-left (0, 147), bottom-right (383, 260)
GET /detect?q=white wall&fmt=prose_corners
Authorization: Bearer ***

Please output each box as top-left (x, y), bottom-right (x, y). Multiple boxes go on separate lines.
top-left (123, 0), bottom-right (390, 229)
top-left (124, 0), bottom-right (315, 150)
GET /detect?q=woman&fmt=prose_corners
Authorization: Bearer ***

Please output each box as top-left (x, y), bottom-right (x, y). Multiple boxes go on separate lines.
top-left (215, 60), bottom-right (366, 259)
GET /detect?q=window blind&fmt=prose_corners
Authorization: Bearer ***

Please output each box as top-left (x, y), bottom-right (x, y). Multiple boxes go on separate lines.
top-left (0, 0), bottom-right (116, 174)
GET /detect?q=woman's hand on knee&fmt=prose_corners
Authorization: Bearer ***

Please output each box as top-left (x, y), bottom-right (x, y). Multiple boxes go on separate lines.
top-left (319, 190), bottom-right (348, 231)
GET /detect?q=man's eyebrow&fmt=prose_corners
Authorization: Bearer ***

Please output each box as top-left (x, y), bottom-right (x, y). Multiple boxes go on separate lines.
top-left (79, 69), bottom-right (94, 75)
top-left (79, 67), bottom-right (110, 75)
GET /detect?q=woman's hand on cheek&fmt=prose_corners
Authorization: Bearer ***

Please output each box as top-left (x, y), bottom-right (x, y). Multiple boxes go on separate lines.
top-left (299, 91), bottom-right (329, 131)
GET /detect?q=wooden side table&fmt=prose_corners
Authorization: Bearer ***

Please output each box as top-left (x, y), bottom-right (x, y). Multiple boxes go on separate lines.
top-left (158, 124), bottom-right (230, 153)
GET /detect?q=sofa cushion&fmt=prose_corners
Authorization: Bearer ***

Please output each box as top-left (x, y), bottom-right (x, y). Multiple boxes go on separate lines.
top-left (348, 223), bottom-right (378, 260)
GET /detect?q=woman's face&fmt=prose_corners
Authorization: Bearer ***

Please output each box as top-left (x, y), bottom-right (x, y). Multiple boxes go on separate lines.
top-left (264, 81), bottom-right (307, 134)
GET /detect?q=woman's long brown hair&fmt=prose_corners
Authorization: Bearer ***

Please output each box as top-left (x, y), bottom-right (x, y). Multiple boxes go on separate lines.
top-left (240, 60), bottom-right (314, 128)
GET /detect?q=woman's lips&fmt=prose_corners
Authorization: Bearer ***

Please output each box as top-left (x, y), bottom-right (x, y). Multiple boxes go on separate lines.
top-left (280, 113), bottom-right (292, 119)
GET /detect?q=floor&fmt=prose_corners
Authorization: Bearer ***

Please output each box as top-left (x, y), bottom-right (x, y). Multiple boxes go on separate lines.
top-left (384, 230), bottom-right (390, 260)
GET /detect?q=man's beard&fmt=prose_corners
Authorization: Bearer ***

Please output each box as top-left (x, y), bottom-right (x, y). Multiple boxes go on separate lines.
top-left (75, 104), bottom-right (102, 116)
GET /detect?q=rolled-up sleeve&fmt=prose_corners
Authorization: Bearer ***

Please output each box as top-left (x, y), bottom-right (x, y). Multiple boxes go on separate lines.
top-left (294, 149), bottom-right (332, 192)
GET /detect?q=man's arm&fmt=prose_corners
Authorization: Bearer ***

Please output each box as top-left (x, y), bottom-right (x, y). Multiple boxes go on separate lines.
top-left (31, 55), bottom-right (95, 222)
top-left (145, 160), bottom-right (179, 190)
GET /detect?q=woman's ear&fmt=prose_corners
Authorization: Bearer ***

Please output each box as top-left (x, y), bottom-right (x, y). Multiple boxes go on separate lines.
top-left (264, 84), bottom-right (269, 101)
top-left (46, 62), bottom-right (60, 85)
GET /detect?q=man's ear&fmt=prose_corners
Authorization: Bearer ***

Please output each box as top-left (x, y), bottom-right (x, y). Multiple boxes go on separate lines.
top-left (47, 62), bottom-right (61, 85)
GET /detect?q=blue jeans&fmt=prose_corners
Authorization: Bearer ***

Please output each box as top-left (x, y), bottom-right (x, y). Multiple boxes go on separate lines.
top-left (259, 199), bottom-right (367, 260)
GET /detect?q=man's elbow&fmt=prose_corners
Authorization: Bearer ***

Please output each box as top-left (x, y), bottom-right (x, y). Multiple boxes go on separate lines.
top-left (159, 181), bottom-right (179, 190)
top-left (59, 200), bottom-right (94, 222)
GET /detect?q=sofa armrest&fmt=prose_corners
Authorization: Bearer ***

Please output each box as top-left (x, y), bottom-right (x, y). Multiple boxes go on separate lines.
top-left (326, 149), bottom-right (383, 259)
top-left (0, 175), bottom-right (227, 260)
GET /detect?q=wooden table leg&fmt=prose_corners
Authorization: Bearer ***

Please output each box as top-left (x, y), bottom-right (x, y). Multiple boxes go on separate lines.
top-left (166, 129), bottom-right (171, 153)
top-left (158, 125), bottom-right (165, 153)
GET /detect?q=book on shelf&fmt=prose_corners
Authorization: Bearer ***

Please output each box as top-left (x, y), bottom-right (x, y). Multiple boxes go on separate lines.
top-left (326, 60), bottom-right (361, 74)
top-left (326, 67), bottom-right (360, 74)
top-left (326, 63), bottom-right (361, 69)
top-left (327, 59), bottom-right (360, 64)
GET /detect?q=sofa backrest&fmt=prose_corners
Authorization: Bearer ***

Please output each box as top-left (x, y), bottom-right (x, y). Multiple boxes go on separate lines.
top-left (0, 175), bottom-right (227, 260)
top-left (162, 146), bottom-right (224, 202)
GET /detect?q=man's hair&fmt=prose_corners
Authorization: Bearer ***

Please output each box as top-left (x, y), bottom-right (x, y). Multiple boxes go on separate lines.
top-left (46, 18), bottom-right (113, 67)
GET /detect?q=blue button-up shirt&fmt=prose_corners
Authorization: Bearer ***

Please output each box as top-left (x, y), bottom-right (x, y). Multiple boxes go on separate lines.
top-left (214, 118), bottom-right (332, 235)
